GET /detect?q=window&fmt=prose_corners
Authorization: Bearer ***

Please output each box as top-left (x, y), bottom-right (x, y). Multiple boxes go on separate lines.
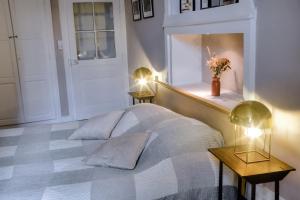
top-left (73, 2), bottom-right (116, 60)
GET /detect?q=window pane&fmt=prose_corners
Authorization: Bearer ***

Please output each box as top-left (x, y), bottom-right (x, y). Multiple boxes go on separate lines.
top-left (73, 3), bottom-right (94, 31)
top-left (76, 32), bottom-right (96, 60)
top-left (94, 2), bottom-right (114, 30)
top-left (96, 31), bottom-right (116, 59)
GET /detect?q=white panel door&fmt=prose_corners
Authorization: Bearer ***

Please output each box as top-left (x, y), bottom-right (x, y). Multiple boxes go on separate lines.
top-left (64, 0), bottom-right (128, 119)
top-left (0, 0), bottom-right (23, 125)
top-left (9, 0), bottom-right (57, 122)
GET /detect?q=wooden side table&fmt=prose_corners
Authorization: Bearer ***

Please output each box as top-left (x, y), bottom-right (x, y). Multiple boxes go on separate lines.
top-left (128, 91), bottom-right (155, 105)
top-left (208, 147), bottom-right (295, 200)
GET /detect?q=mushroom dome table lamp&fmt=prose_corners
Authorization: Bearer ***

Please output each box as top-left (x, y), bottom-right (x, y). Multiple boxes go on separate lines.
top-left (229, 101), bottom-right (272, 164)
top-left (132, 67), bottom-right (153, 93)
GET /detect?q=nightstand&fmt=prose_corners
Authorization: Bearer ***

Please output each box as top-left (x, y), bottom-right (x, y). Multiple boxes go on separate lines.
top-left (128, 91), bottom-right (155, 105)
top-left (208, 147), bottom-right (295, 200)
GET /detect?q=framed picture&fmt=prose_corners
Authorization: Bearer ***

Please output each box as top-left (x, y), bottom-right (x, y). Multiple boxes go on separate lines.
top-left (180, 0), bottom-right (195, 13)
top-left (210, 0), bottom-right (220, 7)
top-left (131, 0), bottom-right (141, 21)
top-left (200, 0), bottom-right (209, 9)
top-left (222, 0), bottom-right (238, 6)
top-left (141, 0), bottom-right (154, 19)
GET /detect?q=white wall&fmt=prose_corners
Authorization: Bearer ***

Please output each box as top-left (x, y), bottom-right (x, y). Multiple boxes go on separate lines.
top-left (255, 0), bottom-right (300, 199)
top-left (125, 0), bottom-right (165, 89)
top-left (171, 34), bottom-right (202, 86)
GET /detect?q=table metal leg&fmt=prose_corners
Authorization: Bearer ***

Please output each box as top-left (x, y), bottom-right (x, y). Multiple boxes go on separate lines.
top-left (251, 184), bottom-right (256, 200)
top-left (275, 180), bottom-right (279, 200)
top-left (219, 161), bottom-right (223, 200)
top-left (237, 176), bottom-right (242, 200)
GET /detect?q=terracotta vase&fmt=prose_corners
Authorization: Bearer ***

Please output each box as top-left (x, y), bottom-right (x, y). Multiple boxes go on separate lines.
top-left (211, 77), bottom-right (221, 96)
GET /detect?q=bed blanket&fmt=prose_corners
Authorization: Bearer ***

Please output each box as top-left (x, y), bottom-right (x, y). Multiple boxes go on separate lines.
top-left (0, 116), bottom-right (234, 200)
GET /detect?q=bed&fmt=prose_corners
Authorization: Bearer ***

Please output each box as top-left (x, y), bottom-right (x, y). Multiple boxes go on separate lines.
top-left (0, 82), bottom-right (237, 200)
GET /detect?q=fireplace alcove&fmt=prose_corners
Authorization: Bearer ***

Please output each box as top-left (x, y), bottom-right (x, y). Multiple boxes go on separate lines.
top-left (163, 0), bottom-right (257, 109)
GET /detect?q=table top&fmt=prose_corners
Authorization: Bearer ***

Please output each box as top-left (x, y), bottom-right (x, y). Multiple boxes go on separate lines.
top-left (128, 91), bottom-right (155, 98)
top-left (208, 147), bottom-right (295, 178)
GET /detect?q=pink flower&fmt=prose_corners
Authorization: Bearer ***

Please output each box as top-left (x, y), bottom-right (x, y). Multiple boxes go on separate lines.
top-left (207, 56), bottom-right (231, 78)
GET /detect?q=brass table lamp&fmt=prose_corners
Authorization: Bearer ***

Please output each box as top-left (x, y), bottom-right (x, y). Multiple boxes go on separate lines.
top-left (229, 101), bottom-right (272, 164)
top-left (132, 67), bottom-right (153, 94)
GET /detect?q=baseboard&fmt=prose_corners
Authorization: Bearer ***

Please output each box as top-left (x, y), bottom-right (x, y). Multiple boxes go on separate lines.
top-left (2, 116), bottom-right (75, 128)
top-left (0, 118), bottom-right (23, 128)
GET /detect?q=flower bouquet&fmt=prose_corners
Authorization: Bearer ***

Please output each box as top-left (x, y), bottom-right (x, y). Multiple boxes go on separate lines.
top-left (206, 48), bottom-right (231, 96)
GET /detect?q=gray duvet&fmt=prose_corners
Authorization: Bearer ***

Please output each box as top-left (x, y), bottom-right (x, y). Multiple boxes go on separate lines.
top-left (0, 104), bottom-right (236, 200)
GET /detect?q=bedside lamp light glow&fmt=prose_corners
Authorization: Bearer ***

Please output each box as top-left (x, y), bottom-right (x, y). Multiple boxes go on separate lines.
top-left (133, 67), bottom-right (152, 86)
top-left (132, 67), bottom-right (154, 94)
top-left (138, 78), bottom-right (147, 86)
top-left (229, 101), bottom-right (272, 164)
top-left (246, 127), bottom-right (263, 139)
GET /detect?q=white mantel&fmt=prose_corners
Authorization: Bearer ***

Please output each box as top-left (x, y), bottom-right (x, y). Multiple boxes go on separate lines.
top-left (163, 0), bottom-right (256, 28)
top-left (163, 0), bottom-right (257, 104)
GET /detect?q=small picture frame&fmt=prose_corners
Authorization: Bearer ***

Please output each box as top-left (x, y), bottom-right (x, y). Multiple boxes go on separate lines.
top-left (180, 0), bottom-right (195, 13)
top-left (211, 0), bottom-right (220, 7)
top-left (131, 0), bottom-right (141, 21)
top-left (141, 0), bottom-right (154, 19)
top-left (200, 0), bottom-right (209, 9)
top-left (222, 0), bottom-right (238, 6)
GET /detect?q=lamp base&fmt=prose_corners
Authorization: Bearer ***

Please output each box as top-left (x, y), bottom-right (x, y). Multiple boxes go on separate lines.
top-left (234, 150), bottom-right (270, 164)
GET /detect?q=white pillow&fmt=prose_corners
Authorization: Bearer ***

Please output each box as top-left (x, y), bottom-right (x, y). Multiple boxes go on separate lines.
top-left (111, 104), bottom-right (179, 138)
top-left (85, 132), bottom-right (150, 169)
top-left (69, 111), bottom-right (124, 140)
top-left (110, 111), bottom-right (139, 138)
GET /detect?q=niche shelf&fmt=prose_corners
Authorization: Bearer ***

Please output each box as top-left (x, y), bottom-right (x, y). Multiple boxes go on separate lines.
top-left (163, 0), bottom-right (257, 106)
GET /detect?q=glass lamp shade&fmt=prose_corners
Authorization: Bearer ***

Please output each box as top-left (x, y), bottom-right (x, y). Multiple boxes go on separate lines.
top-left (132, 67), bottom-right (153, 93)
top-left (132, 67), bottom-right (153, 83)
top-left (229, 101), bottom-right (272, 164)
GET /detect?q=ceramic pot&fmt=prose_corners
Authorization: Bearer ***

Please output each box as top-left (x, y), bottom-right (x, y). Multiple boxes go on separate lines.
top-left (211, 77), bottom-right (220, 96)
